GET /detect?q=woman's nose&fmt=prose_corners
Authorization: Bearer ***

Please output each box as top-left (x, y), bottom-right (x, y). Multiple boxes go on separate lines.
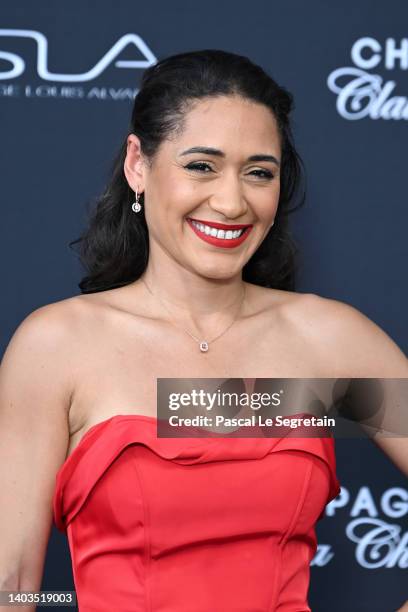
top-left (207, 179), bottom-right (248, 219)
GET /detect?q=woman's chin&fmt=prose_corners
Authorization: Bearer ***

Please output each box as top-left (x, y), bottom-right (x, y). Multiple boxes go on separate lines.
top-left (190, 261), bottom-right (245, 281)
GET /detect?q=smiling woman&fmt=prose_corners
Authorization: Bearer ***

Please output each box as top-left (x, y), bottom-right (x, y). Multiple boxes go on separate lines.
top-left (0, 48), bottom-right (407, 612)
top-left (70, 50), bottom-right (305, 295)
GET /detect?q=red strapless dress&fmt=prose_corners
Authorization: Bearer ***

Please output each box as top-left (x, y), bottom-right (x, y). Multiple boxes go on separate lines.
top-left (53, 413), bottom-right (341, 611)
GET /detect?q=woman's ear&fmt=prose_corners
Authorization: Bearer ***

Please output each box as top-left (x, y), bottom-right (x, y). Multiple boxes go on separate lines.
top-left (124, 133), bottom-right (146, 193)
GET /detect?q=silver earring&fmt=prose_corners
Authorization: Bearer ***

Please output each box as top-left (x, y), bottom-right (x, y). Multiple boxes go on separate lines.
top-left (131, 188), bottom-right (142, 213)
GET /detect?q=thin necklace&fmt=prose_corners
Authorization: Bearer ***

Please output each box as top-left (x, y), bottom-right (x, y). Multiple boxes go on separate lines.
top-left (141, 278), bottom-right (246, 353)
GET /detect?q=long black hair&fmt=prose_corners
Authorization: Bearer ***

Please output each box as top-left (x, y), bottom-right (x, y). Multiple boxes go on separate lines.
top-left (70, 49), bottom-right (306, 293)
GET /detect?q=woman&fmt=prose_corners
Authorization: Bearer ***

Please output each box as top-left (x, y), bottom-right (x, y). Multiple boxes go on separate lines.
top-left (0, 49), bottom-right (407, 611)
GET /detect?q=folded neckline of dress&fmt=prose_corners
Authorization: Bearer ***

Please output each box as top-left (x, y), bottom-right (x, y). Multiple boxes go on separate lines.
top-left (53, 413), bottom-right (341, 532)
top-left (62, 412), bottom-right (335, 469)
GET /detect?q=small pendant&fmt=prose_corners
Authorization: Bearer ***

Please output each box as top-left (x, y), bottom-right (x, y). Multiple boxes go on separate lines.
top-left (199, 341), bottom-right (209, 352)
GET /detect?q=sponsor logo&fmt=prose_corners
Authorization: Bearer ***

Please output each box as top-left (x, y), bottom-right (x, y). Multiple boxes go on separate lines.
top-left (0, 29), bottom-right (157, 101)
top-left (313, 485), bottom-right (408, 568)
top-left (327, 37), bottom-right (408, 120)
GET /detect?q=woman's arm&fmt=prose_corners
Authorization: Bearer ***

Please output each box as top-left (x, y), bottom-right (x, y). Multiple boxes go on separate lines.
top-left (313, 296), bottom-right (408, 475)
top-left (0, 304), bottom-right (74, 608)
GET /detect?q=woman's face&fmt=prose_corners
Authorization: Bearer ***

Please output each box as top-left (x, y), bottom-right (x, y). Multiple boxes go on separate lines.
top-left (132, 94), bottom-right (281, 280)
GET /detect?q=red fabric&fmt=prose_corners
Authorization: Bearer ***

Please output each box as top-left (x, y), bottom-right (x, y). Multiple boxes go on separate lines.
top-left (53, 414), bottom-right (341, 611)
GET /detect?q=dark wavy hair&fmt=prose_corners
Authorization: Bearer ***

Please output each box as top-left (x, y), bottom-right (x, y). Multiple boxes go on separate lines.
top-left (70, 49), bottom-right (306, 293)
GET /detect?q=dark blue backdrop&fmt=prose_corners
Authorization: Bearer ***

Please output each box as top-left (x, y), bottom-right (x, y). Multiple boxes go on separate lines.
top-left (1, 2), bottom-right (407, 610)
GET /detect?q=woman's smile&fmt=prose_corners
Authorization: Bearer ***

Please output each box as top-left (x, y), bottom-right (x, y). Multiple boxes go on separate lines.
top-left (186, 217), bottom-right (253, 248)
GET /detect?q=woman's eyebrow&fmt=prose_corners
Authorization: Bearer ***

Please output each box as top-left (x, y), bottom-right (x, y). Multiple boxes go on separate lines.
top-left (178, 146), bottom-right (280, 166)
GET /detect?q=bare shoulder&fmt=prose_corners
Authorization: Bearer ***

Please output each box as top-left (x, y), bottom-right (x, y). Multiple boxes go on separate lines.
top-left (8, 294), bottom-right (89, 344)
top-left (1, 294), bottom-right (99, 381)
top-left (247, 283), bottom-right (309, 317)
top-left (281, 291), bottom-right (408, 377)
top-left (21, 289), bottom-right (117, 330)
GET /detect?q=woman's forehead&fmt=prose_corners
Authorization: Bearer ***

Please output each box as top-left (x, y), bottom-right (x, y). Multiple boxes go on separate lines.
top-left (182, 95), bottom-right (278, 130)
top-left (160, 98), bottom-right (281, 158)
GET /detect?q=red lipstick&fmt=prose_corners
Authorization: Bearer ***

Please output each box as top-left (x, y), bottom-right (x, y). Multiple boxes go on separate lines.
top-left (187, 217), bottom-right (252, 230)
top-left (186, 218), bottom-right (253, 249)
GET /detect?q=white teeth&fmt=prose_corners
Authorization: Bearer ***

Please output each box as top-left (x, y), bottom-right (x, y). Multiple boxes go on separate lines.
top-left (190, 220), bottom-right (245, 240)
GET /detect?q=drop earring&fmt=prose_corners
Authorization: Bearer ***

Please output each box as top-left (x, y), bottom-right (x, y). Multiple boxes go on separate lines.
top-left (131, 187), bottom-right (142, 213)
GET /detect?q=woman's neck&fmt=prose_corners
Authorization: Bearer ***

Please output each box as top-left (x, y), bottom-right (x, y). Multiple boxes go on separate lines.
top-left (137, 264), bottom-right (247, 337)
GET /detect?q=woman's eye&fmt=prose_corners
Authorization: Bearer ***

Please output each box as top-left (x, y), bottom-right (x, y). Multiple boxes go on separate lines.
top-left (185, 162), bottom-right (274, 180)
top-left (185, 162), bottom-right (213, 173)
top-left (249, 169), bottom-right (274, 180)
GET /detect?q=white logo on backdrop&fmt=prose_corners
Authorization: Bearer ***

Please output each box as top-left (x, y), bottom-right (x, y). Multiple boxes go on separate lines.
top-left (0, 29), bottom-right (157, 101)
top-left (327, 37), bottom-right (408, 120)
top-left (313, 485), bottom-right (408, 568)
top-left (346, 518), bottom-right (408, 569)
